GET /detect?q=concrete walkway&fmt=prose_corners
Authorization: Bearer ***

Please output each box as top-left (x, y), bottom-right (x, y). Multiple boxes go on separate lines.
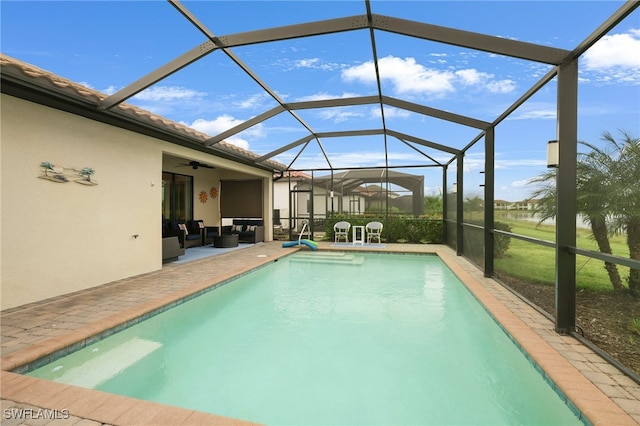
top-left (1, 242), bottom-right (638, 425)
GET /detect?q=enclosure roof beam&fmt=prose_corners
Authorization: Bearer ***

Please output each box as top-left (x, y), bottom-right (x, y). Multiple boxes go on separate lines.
top-left (395, 137), bottom-right (443, 166)
top-left (216, 15), bottom-right (370, 48)
top-left (209, 94), bottom-right (489, 146)
top-left (285, 95), bottom-right (380, 110)
top-left (169, 0), bottom-right (320, 150)
top-left (382, 96), bottom-right (490, 130)
top-left (211, 13), bottom-right (570, 65)
top-left (567, 1), bottom-right (639, 61)
top-left (287, 139), bottom-right (313, 170)
top-left (255, 134), bottom-right (315, 163)
top-left (316, 129), bottom-right (385, 138)
top-left (98, 41), bottom-right (216, 110)
top-left (256, 127), bottom-right (459, 164)
top-left (205, 106), bottom-right (285, 145)
top-left (386, 130), bottom-right (459, 155)
top-left (370, 14), bottom-right (570, 65)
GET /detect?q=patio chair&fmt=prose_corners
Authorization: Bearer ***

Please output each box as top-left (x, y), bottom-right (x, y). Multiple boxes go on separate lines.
top-left (190, 219), bottom-right (219, 245)
top-left (366, 221), bottom-right (383, 244)
top-left (334, 221), bottom-right (351, 243)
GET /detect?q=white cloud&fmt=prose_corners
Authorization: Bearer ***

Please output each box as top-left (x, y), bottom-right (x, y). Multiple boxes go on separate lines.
top-left (295, 58), bottom-right (319, 68)
top-left (342, 56), bottom-right (516, 96)
top-left (486, 79), bottom-right (516, 94)
top-left (234, 93), bottom-right (269, 109)
top-left (583, 30), bottom-right (640, 69)
top-left (373, 106), bottom-right (411, 119)
top-left (183, 115), bottom-right (266, 150)
top-left (317, 109), bottom-right (365, 123)
top-left (516, 109), bottom-right (556, 120)
top-left (510, 178), bottom-right (535, 187)
top-left (134, 86), bottom-right (205, 102)
top-left (454, 69), bottom-right (516, 93)
top-left (101, 85), bottom-right (119, 95)
top-left (289, 57), bottom-right (343, 72)
top-left (221, 136), bottom-right (250, 150)
top-left (581, 29), bottom-right (640, 84)
top-left (342, 56), bottom-right (456, 96)
top-left (455, 69), bottom-right (491, 85)
top-left (507, 102), bottom-right (557, 120)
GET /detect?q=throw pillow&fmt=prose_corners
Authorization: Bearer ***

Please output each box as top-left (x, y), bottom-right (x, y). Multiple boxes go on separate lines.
top-left (178, 223), bottom-right (188, 234)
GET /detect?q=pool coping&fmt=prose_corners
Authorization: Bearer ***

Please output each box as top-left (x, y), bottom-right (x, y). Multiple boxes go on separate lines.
top-left (1, 242), bottom-right (639, 425)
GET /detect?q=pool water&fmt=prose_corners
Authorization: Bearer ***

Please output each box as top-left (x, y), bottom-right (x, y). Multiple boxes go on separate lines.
top-left (29, 252), bottom-right (582, 425)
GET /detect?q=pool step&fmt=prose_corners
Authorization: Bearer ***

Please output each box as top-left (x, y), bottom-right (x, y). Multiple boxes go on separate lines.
top-left (290, 252), bottom-right (365, 265)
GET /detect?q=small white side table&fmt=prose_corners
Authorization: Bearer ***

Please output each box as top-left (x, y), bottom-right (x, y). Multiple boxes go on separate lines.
top-left (352, 225), bottom-right (365, 245)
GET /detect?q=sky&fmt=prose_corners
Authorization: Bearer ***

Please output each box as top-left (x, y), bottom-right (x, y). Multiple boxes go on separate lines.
top-left (2, 1), bottom-right (639, 202)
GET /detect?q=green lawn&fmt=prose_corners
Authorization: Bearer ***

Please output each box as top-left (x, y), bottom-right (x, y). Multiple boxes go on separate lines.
top-left (494, 215), bottom-right (630, 292)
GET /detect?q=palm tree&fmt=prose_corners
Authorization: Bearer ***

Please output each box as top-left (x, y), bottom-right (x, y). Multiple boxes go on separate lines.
top-left (530, 134), bottom-right (627, 291)
top-left (40, 161), bottom-right (55, 176)
top-left (597, 131), bottom-right (640, 292)
top-left (423, 195), bottom-right (443, 216)
top-left (78, 167), bottom-right (95, 182)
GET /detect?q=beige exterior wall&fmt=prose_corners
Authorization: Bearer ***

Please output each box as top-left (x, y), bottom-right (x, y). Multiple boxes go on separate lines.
top-left (1, 94), bottom-right (272, 310)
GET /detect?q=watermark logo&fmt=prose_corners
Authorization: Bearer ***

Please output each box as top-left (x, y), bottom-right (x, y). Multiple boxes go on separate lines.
top-left (3, 408), bottom-right (70, 420)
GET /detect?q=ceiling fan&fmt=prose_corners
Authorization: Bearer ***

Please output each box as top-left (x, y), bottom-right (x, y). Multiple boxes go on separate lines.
top-left (179, 160), bottom-right (215, 170)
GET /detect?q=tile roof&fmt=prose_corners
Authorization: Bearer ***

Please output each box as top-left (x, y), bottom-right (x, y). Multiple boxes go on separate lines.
top-left (0, 54), bottom-right (286, 171)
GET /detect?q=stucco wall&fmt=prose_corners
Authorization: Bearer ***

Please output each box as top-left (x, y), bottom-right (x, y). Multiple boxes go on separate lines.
top-left (1, 95), bottom-right (164, 309)
top-left (0, 95), bottom-right (272, 310)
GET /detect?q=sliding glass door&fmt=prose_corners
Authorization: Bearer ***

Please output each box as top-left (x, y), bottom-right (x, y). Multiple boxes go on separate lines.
top-left (162, 172), bottom-right (193, 222)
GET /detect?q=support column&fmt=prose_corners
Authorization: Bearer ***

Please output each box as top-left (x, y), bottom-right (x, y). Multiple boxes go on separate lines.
top-left (456, 153), bottom-right (464, 256)
top-left (442, 166), bottom-right (448, 245)
top-left (555, 60), bottom-right (578, 334)
top-left (484, 127), bottom-right (495, 277)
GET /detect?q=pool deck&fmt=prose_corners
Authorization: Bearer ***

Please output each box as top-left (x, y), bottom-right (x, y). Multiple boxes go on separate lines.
top-left (1, 242), bottom-right (639, 425)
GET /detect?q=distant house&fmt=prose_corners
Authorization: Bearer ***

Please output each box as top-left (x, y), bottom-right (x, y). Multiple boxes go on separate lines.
top-left (494, 199), bottom-right (512, 210)
top-left (514, 199), bottom-right (539, 210)
top-left (494, 199), bottom-right (538, 210)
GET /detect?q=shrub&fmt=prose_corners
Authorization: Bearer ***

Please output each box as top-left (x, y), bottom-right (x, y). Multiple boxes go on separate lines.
top-left (325, 215), bottom-right (444, 243)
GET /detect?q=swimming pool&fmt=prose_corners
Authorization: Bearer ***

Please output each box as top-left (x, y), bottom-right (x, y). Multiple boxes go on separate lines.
top-left (28, 252), bottom-right (582, 425)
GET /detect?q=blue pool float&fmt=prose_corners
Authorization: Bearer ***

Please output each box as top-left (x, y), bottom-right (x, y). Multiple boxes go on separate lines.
top-left (282, 239), bottom-right (318, 251)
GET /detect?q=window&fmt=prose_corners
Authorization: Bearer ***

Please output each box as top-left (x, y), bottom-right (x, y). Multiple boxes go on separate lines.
top-left (162, 172), bottom-right (193, 221)
top-left (349, 198), bottom-right (361, 214)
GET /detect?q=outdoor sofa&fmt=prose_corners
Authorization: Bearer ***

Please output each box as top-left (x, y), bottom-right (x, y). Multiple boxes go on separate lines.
top-left (222, 219), bottom-right (265, 243)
